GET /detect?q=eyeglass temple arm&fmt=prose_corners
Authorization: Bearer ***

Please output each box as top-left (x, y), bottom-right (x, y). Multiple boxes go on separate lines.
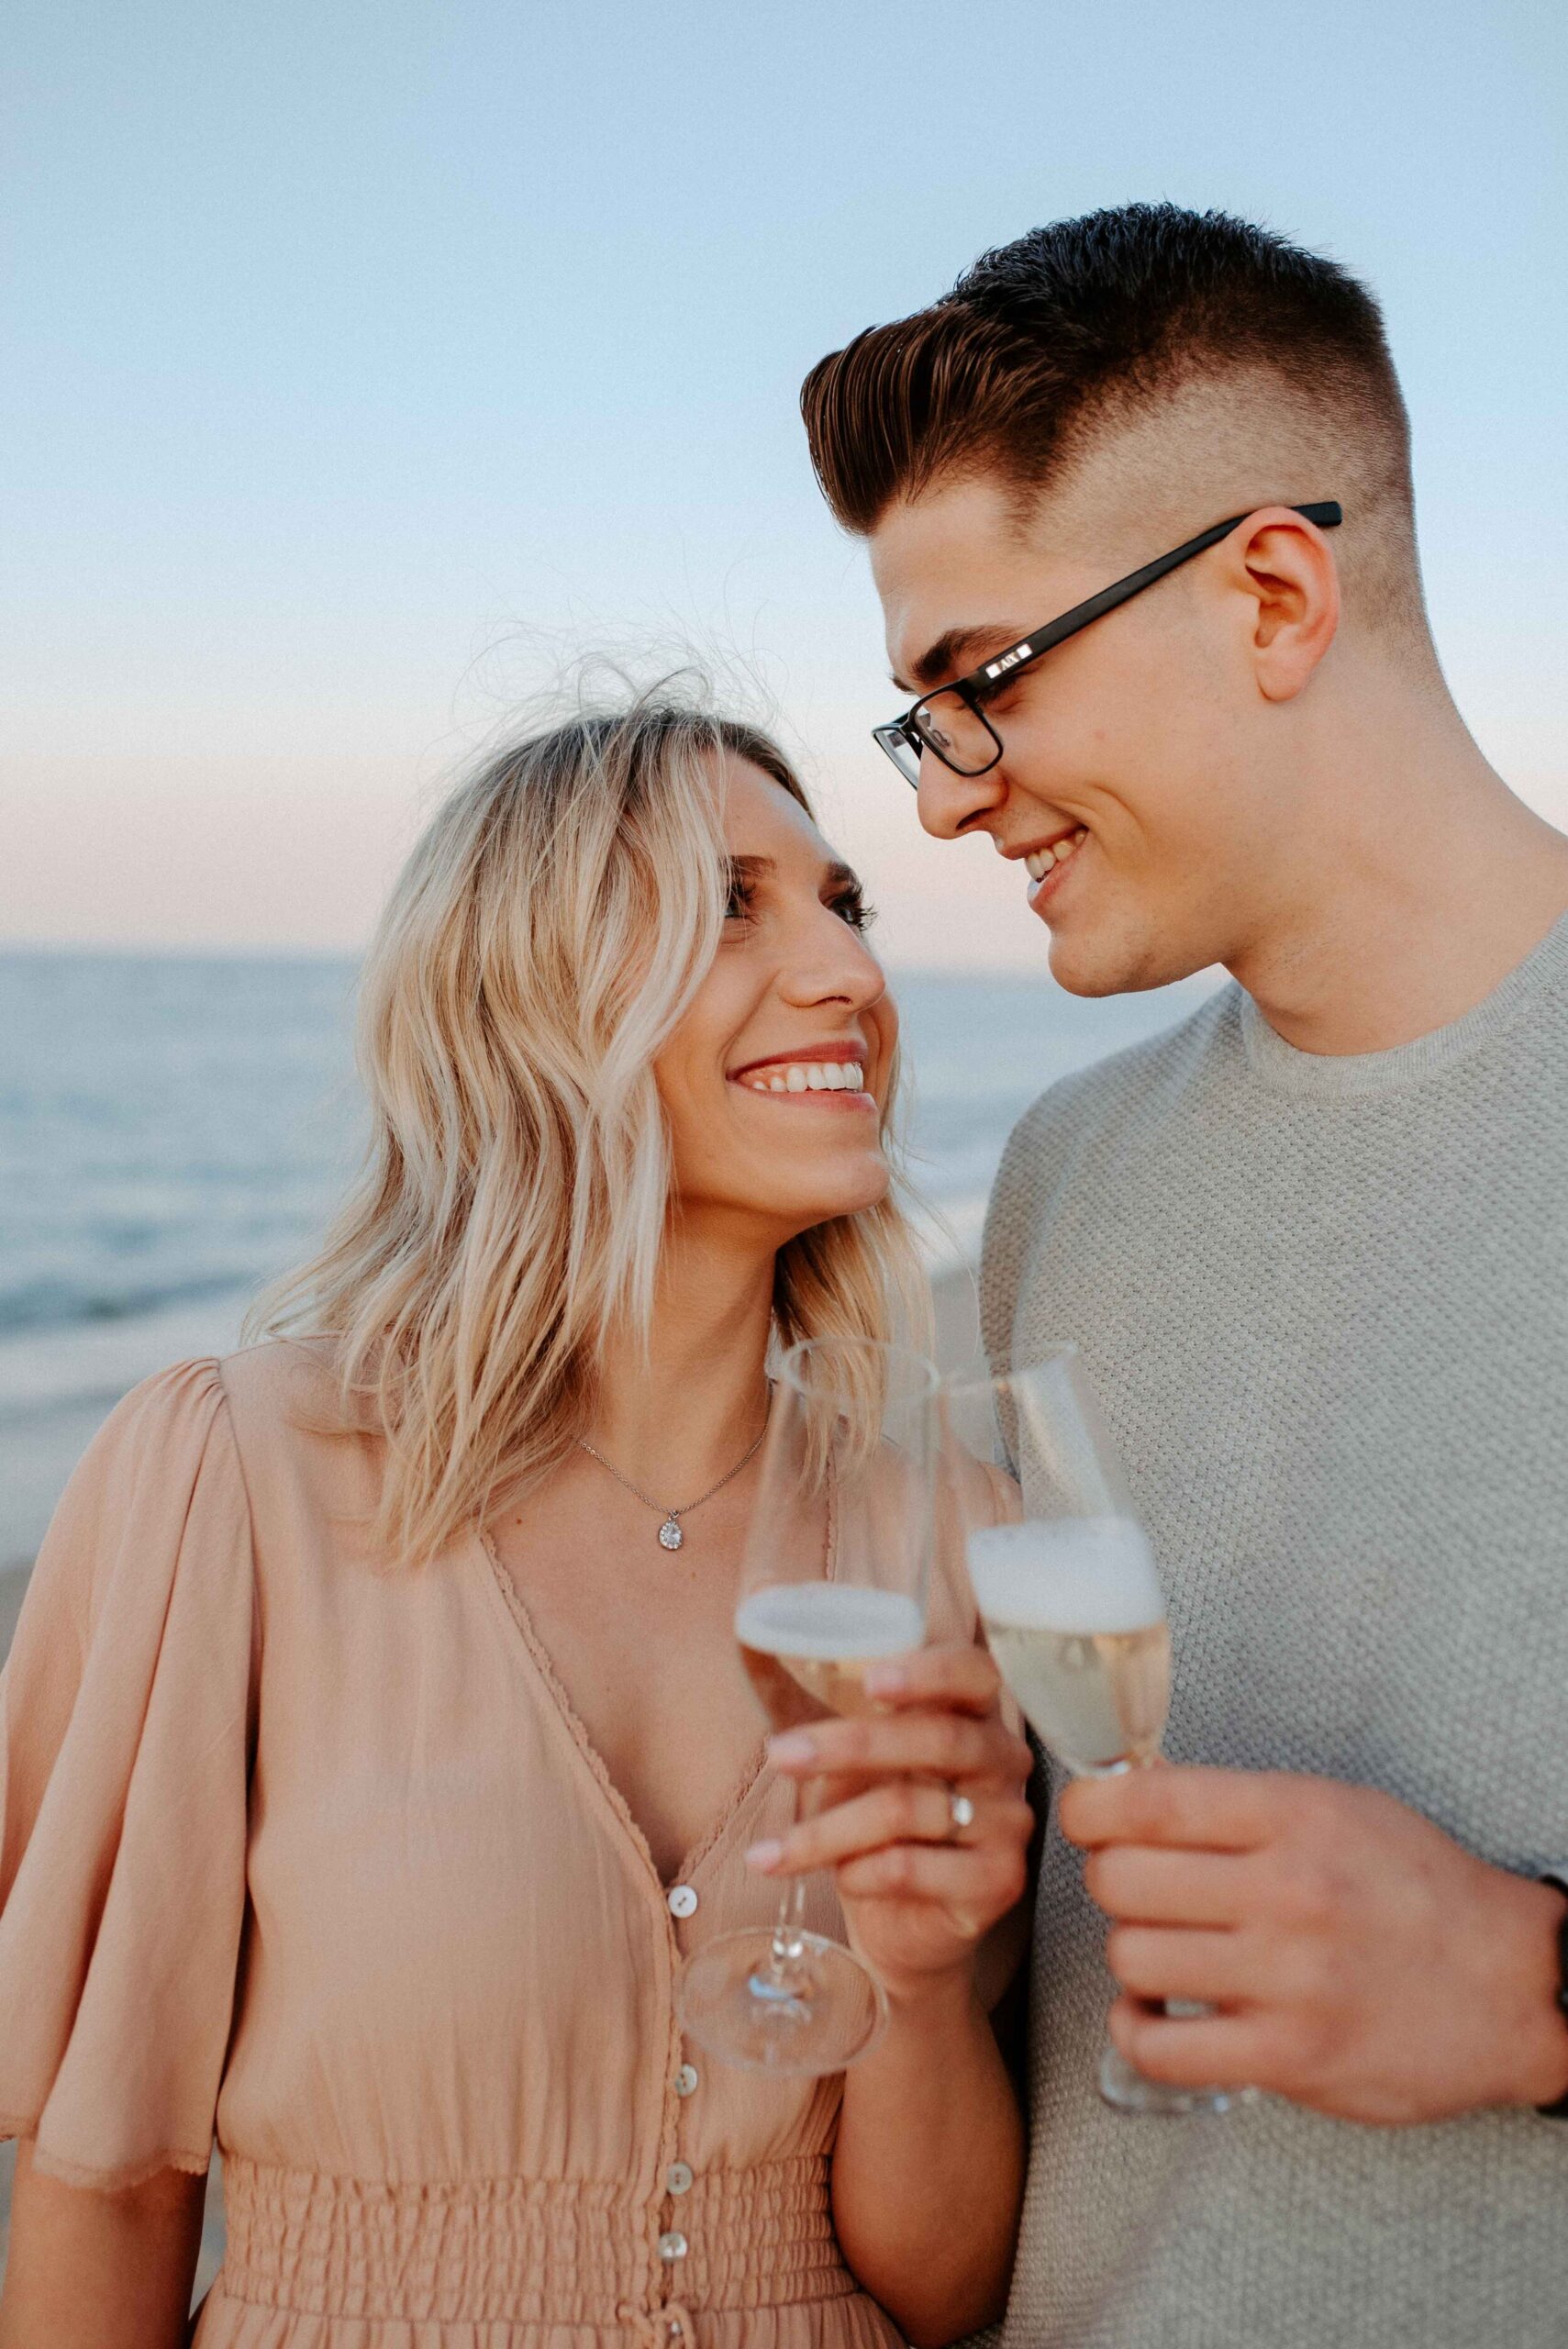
top-left (1008, 501), bottom-right (1344, 670)
top-left (873, 501), bottom-right (1346, 765)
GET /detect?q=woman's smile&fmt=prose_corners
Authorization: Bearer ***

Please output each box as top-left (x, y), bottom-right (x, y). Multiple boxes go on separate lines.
top-left (728, 1041), bottom-right (875, 1107)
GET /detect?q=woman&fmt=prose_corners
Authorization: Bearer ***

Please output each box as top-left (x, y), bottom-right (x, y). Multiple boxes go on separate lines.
top-left (0, 691), bottom-right (1031, 2348)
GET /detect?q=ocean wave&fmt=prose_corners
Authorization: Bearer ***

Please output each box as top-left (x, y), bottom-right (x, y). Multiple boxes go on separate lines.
top-left (0, 1269), bottom-right (272, 1339)
top-left (0, 1286), bottom-right (257, 1422)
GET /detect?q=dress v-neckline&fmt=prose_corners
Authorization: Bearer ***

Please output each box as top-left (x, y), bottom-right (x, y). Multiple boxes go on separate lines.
top-left (473, 1497), bottom-right (837, 1897)
top-left (475, 1520), bottom-right (763, 1893)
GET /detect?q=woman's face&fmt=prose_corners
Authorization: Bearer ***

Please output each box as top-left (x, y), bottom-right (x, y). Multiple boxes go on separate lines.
top-left (653, 757), bottom-right (898, 1248)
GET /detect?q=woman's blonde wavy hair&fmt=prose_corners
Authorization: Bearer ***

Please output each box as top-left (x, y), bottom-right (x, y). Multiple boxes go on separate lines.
top-left (252, 681), bottom-right (929, 1565)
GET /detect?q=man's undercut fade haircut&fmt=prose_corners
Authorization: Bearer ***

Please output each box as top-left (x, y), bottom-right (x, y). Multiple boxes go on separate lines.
top-left (802, 203), bottom-right (1422, 634)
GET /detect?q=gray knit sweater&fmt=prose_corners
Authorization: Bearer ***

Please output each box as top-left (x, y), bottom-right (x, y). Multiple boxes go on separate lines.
top-left (980, 912), bottom-right (1568, 2349)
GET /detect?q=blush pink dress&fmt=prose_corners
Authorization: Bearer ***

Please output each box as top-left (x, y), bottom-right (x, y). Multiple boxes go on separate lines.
top-left (0, 1341), bottom-right (1000, 2348)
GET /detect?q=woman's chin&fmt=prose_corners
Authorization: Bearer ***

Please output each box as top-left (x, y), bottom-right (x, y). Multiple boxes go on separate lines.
top-left (676, 1145), bottom-right (893, 1242)
top-left (782, 1160), bottom-right (893, 1231)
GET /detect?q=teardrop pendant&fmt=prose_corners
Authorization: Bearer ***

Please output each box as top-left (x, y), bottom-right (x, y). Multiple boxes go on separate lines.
top-left (658, 1516), bottom-right (684, 1552)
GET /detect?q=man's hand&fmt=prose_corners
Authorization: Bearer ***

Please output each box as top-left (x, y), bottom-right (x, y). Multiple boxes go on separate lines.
top-left (1061, 1765), bottom-right (1568, 2124)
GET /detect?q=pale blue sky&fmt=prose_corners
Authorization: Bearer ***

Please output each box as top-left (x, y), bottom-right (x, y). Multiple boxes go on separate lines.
top-left (4, 0), bottom-right (1563, 968)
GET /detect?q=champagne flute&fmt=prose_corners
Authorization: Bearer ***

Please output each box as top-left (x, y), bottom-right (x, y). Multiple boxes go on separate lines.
top-left (676, 1337), bottom-right (938, 2075)
top-left (943, 1343), bottom-right (1251, 2117)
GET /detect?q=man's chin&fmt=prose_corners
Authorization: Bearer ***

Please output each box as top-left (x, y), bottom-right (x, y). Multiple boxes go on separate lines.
top-left (1045, 921), bottom-right (1205, 1001)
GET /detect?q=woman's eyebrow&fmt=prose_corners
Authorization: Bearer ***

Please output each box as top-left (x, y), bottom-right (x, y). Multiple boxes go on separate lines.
top-left (725, 853), bottom-right (860, 892)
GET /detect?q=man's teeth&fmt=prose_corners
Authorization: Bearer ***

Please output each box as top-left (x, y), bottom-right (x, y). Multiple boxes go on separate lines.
top-left (1025, 829), bottom-right (1088, 883)
top-left (740, 1062), bottom-right (866, 1095)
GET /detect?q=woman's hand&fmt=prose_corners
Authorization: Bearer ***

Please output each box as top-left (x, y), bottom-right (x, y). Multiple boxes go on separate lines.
top-left (747, 1642), bottom-right (1034, 2007)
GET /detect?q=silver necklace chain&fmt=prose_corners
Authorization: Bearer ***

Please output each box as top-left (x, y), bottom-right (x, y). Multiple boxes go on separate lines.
top-left (575, 1394), bottom-right (770, 1552)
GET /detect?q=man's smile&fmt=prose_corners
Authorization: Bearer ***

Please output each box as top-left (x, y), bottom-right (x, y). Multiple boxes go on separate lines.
top-left (1023, 829), bottom-right (1088, 884)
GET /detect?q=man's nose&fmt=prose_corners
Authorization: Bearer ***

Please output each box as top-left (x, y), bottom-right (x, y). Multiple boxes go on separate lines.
top-left (915, 750), bottom-right (1006, 841)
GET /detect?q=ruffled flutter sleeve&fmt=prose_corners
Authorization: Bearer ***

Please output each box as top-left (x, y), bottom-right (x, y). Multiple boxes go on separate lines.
top-left (0, 1358), bottom-right (254, 2188)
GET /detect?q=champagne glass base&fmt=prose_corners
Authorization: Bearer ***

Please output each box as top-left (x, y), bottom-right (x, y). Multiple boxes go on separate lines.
top-left (1098, 2039), bottom-right (1257, 2117)
top-left (677, 1929), bottom-right (888, 2076)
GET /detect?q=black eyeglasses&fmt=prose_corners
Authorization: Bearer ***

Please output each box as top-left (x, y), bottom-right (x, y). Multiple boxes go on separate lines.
top-left (873, 501), bottom-right (1343, 787)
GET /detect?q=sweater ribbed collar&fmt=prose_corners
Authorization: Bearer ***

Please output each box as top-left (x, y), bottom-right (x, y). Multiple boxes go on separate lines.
top-left (1237, 907), bottom-right (1568, 1099)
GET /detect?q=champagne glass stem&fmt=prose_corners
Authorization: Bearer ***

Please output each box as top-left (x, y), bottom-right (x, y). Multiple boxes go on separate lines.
top-left (1093, 1749), bottom-right (1252, 2113)
top-left (764, 1781), bottom-right (816, 1982)
top-left (770, 1867), bottom-right (808, 1968)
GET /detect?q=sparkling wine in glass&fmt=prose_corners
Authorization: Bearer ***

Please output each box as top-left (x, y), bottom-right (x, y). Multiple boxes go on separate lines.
top-left (676, 1338), bottom-right (938, 2076)
top-left (970, 1515), bottom-right (1171, 1779)
top-left (944, 1344), bottom-right (1251, 2117)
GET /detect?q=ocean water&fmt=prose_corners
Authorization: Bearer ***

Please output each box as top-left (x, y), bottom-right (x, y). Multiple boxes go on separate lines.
top-left (0, 949), bottom-right (1218, 1561)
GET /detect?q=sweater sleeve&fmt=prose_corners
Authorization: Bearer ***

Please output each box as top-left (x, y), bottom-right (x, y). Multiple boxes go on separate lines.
top-left (0, 1358), bottom-right (255, 2189)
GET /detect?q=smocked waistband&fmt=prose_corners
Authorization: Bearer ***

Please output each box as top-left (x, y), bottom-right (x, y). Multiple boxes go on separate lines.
top-left (220, 2154), bottom-right (855, 2326)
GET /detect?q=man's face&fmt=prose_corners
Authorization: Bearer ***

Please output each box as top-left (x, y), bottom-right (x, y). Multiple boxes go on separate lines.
top-left (870, 473), bottom-right (1282, 996)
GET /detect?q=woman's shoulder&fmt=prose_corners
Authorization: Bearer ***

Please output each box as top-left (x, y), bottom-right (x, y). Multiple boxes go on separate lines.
top-left (89, 1337), bottom-right (348, 1473)
top-left (71, 1352), bottom-right (237, 1511)
top-left (11, 1355), bottom-right (260, 1729)
top-left (215, 1335), bottom-right (386, 1531)
top-left (79, 1338), bottom-right (373, 1554)
top-left (214, 1330), bottom-right (347, 1433)
top-left (96, 1335), bottom-right (337, 1432)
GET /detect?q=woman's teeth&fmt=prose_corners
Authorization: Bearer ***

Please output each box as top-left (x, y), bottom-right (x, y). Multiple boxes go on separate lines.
top-left (1025, 829), bottom-right (1087, 883)
top-left (740, 1062), bottom-right (866, 1095)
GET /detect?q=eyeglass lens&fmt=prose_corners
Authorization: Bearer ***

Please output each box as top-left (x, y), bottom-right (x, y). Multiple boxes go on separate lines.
top-left (914, 688), bottom-right (998, 776)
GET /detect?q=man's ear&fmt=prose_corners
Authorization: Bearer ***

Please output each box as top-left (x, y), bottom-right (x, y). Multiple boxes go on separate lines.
top-left (1220, 506), bottom-right (1340, 703)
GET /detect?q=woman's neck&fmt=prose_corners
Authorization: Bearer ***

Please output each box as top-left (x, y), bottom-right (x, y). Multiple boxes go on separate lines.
top-left (587, 1226), bottom-right (776, 1499)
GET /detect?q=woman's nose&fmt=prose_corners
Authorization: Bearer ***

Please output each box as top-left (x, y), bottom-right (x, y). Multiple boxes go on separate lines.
top-left (779, 910), bottom-right (884, 1009)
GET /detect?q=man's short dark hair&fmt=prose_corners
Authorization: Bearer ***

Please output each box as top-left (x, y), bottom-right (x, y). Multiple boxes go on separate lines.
top-left (801, 204), bottom-right (1414, 547)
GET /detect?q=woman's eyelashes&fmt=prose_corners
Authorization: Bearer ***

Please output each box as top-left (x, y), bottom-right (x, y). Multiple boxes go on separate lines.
top-left (831, 885), bottom-right (874, 934)
top-left (721, 874), bottom-right (875, 933)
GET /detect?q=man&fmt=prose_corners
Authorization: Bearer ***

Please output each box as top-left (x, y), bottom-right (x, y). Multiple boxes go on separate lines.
top-left (800, 205), bottom-right (1568, 2344)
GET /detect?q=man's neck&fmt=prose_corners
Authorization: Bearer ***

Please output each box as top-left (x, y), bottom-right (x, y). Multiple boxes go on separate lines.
top-left (1228, 692), bottom-right (1568, 1057)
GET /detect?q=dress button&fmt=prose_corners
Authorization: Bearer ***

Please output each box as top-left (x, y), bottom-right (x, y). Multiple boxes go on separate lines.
top-left (673, 2063), bottom-right (699, 2098)
top-left (666, 1884), bottom-right (698, 1919)
top-left (666, 2161), bottom-right (694, 2196)
top-left (658, 2230), bottom-right (689, 2262)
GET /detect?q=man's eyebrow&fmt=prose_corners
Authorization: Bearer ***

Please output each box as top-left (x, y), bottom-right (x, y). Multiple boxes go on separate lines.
top-left (892, 622), bottom-right (1033, 697)
top-left (822, 861), bottom-right (861, 893)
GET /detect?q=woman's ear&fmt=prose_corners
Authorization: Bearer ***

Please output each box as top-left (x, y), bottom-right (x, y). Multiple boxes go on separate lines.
top-left (1225, 506), bottom-right (1341, 703)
